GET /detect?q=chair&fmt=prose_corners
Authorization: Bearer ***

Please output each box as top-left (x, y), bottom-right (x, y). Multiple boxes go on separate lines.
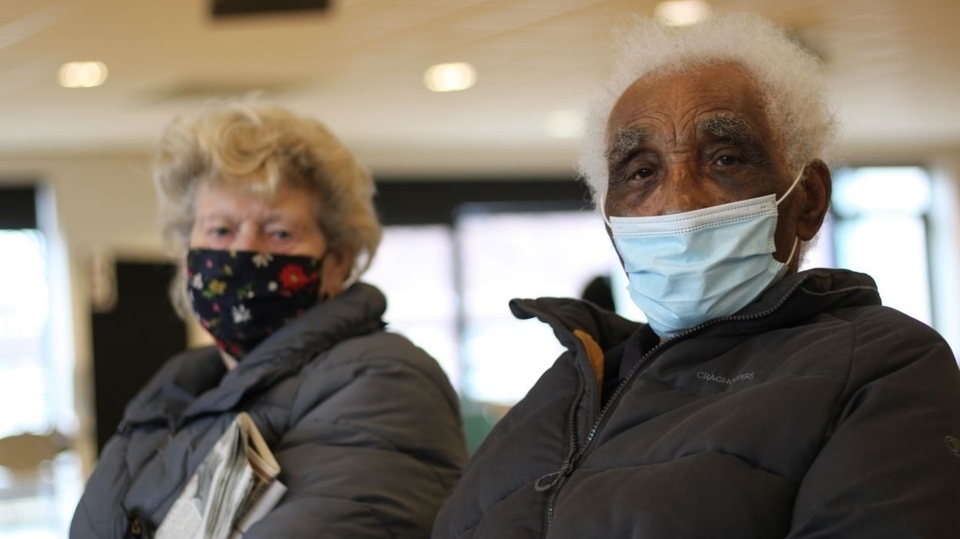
top-left (0, 430), bottom-right (72, 526)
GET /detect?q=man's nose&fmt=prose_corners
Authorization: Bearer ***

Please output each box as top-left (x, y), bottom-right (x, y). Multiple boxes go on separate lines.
top-left (656, 163), bottom-right (706, 216)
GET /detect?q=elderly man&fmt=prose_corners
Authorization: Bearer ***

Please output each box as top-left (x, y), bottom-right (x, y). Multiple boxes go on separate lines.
top-left (433, 12), bottom-right (960, 538)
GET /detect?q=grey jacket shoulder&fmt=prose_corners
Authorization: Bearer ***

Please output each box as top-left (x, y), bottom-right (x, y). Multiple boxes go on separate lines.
top-left (72, 282), bottom-right (467, 539)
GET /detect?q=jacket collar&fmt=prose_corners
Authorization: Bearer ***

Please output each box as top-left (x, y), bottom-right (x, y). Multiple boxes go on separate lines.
top-left (510, 268), bottom-right (881, 354)
top-left (725, 268), bottom-right (881, 333)
top-left (120, 282), bottom-right (387, 430)
top-left (509, 293), bottom-right (640, 354)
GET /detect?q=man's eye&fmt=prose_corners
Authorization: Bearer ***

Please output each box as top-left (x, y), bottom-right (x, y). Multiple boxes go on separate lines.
top-left (210, 227), bottom-right (232, 237)
top-left (271, 230), bottom-right (292, 240)
top-left (630, 167), bottom-right (656, 180)
top-left (715, 155), bottom-right (741, 166)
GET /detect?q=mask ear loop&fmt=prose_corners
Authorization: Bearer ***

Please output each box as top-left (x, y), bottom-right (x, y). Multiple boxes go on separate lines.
top-left (777, 166), bottom-right (805, 267)
top-left (597, 191), bottom-right (612, 227)
top-left (784, 237), bottom-right (799, 266)
top-left (776, 167), bottom-right (806, 206)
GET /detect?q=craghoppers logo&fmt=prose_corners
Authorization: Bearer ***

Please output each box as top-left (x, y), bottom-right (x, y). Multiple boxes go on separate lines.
top-left (696, 371), bottom-right (754, 386)
top-left (946, 436), bottom-right (960, 458)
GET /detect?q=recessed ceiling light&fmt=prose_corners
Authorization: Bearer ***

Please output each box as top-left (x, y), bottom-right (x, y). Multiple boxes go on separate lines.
top-left (653, 0), bottom-right (712, 27)
top-left (424, 62), bottom-right (476, 92)
top-left (544, 110), bottom-right (585, 139)
top-left (58, 61), bottom-right (108, 88)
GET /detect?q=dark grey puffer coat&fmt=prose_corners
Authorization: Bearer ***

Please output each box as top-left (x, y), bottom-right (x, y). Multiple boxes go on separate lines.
top-left (71, 282), bottom-right (467, 539)
top-left (433, 269), bottom-right (960, 538)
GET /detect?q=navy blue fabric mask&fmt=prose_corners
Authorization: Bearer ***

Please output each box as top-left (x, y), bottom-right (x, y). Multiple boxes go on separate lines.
top-left (187, 249), bottom-right (323, 359)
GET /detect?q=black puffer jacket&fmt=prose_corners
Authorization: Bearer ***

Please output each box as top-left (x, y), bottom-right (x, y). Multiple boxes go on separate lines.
top-left (434, 269), bottom-right (960, 538)
top-left (71, 283), bottom-right (467, 539)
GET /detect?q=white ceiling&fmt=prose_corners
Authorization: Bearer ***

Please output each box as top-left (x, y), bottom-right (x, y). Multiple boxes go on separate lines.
top-left (1, 0), bottom-right (958, 176)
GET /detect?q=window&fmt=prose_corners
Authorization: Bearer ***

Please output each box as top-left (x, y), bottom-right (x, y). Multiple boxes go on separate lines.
top-left (0, 230), bottom-right (52, 437)
top-left (367, 205), bottom-right (626, 450)
top-left (454, 206), bottom-right (622, 404)
top-left (363, 225), bottom-right (460, 386)
top-left (0, 185), bottom-right (81, 537)
top-left (808, 166), bottom-right (934, 325)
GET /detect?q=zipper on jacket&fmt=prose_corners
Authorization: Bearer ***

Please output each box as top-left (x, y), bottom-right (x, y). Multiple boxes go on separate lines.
top-left (128, 516), bottom-right (144, 537)
top-left (537, 276), bottom-right (810, 533)
top-left (154, 415), bottom-right (179, 455)
top-left (121, 504), bottom-right (150, 538)
top-left (156, 429), bottom-right (175, 454)
top-left (533, 353), bottom-right (587, 532)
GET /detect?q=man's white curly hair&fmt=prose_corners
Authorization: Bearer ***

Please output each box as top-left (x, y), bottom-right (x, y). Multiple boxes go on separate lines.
top-left (578, 12), bottom-right (838, 208)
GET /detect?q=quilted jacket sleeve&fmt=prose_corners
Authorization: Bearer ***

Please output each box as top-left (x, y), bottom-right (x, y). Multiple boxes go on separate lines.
top-left (243, 332), bottom-right (468, 539)
top-left (788, 307), bottom-right (960, 538)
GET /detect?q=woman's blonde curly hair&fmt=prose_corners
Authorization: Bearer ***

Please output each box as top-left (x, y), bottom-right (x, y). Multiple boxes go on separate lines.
top-left (153, 101), bottom-right (381, 318)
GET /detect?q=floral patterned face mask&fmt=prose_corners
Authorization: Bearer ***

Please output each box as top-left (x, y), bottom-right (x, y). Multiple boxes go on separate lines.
top-left (186, 249), bottom-right (324, 359)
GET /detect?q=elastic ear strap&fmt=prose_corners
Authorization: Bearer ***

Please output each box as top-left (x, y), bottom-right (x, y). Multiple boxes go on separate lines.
top-left (776, 167), bottom-right (806, 205)
top-left (597, 192), bottom-right (611, 227)
top-left (785, 236), bottom-right (799, 266)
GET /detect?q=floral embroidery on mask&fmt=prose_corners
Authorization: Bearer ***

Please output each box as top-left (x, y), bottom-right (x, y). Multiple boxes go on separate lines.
top-left (187, 249), bottom-right (323, 359)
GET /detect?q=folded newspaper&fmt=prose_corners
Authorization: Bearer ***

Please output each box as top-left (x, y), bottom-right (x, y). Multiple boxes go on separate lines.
top-left (155, 412), bottom-right (287, 539)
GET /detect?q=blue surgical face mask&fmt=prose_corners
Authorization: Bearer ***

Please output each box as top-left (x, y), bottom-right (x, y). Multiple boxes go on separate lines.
top-left (607, 171), bottom-right (803, 339)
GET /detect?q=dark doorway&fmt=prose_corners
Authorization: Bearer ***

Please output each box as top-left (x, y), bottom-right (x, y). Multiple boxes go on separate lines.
top-left (90, 261), bottom-right (186, 453)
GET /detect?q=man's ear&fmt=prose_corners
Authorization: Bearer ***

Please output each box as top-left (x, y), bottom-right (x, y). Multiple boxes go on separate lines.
top-left (797, 159), bottom-right (832, 241)
top-left (320, 247), bottom-right (354, 299)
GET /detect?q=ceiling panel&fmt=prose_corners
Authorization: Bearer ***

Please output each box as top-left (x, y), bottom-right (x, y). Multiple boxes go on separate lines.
top-left (0, 0), bottom-right (957, 174)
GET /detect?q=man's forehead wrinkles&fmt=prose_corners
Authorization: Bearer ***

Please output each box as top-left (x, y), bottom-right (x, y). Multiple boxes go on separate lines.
top-left (672, 106), bottom-right (702, 143)
top-left (607, 109), bottom-right (674, 146)
top-left (615, 108), bottom-right (674, 129)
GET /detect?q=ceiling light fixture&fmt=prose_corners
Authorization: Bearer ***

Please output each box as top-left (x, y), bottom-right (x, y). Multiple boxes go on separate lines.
top-left (653, 0), bottom-right (712, 27)
top-left (58, 61), bottom-right (108, 88)
top-left (424, 62), bottom-right (476, 93)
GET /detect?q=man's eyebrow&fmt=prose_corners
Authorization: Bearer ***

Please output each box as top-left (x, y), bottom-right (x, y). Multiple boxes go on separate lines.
top-left (697, 114), bottom-right (760, 144)
top-left (605, 127), bottom-right (652, 167)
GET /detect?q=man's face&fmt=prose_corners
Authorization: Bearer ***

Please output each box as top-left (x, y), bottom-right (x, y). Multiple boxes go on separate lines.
top-left (604, 62), bottom-right (808, 267)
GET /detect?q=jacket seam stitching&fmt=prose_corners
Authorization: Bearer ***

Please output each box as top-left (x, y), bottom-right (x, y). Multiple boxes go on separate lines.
top-left (817, 313), bottom-right (857, 450)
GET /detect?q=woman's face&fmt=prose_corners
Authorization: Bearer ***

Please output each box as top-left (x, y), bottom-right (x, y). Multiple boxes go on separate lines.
top-left (189, 181), bottom-right (352, 296)
top-left (190, 181), bottom-right (327, 256)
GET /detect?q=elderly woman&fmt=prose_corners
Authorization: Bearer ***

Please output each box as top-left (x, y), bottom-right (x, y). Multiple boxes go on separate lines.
top-left (70, 102), bottom-right (467, 538)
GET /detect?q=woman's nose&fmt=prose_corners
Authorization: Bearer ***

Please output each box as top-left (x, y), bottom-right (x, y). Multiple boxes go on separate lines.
top-left (231, 226), bottom-right (267, 252)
